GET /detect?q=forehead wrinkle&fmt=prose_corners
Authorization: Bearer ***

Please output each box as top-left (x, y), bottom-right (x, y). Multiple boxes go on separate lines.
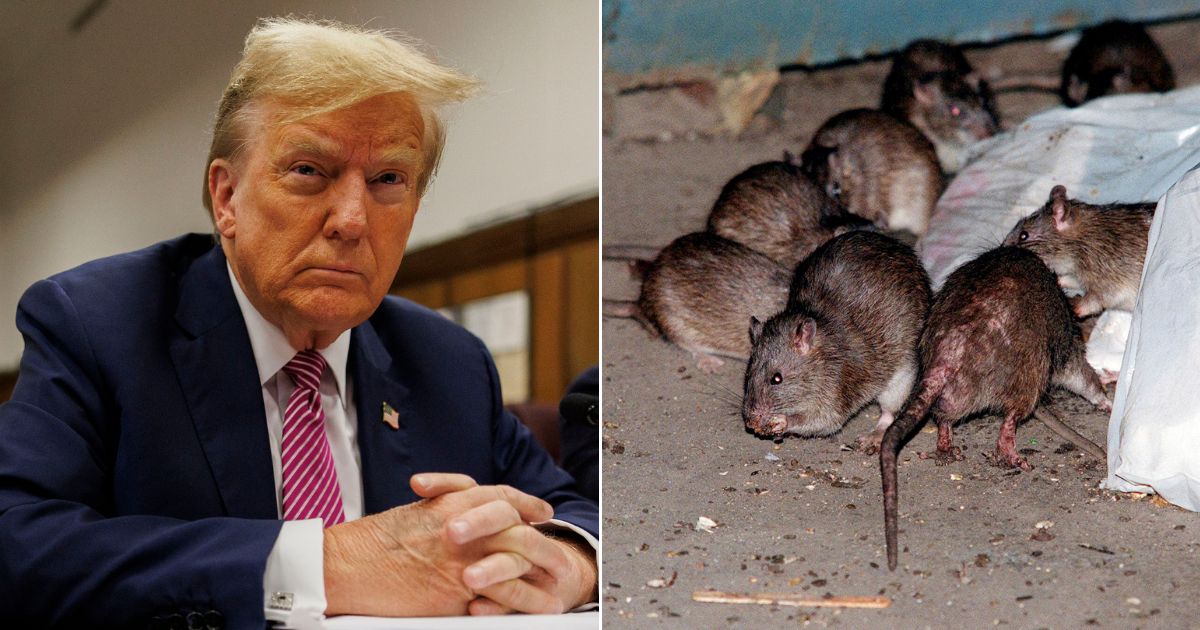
top-left (276, 132), bottom-right (344, 162)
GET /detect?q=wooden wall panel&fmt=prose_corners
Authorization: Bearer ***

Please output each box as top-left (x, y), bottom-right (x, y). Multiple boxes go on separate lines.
top-left (391, 196), bottom-right (598, 404)
top-left (392, 280), bottom-right (450, 310)
top-left (449, 259), bottom-right (526, 304)
top-left (530, 249), bottom-right (566, 403)
top-left (565, 239), bottom-right (599, 383)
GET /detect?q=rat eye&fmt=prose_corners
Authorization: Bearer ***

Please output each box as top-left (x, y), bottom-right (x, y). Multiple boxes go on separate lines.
top-left (770, 372), bottom-right (783, 385)
top-left (1019, 230), bottom-right (1029, 242)
top-left (950, 105), bottom-right (962, 117)
top-left (828, 182), bottom-right (841, 199)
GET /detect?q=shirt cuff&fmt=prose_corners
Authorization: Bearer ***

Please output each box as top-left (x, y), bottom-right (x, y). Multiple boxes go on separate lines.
top-left (263, 519), bottom-right (327, 629)
top-left (538, 518), bottom-right (599, 611)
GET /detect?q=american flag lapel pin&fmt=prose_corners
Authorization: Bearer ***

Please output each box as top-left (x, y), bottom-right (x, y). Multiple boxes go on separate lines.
top-left (382, 401), bottom-right (400, 430)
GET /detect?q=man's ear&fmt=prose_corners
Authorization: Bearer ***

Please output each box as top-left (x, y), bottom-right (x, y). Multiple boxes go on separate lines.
top-left (209, 158), bottom-right (238, 238)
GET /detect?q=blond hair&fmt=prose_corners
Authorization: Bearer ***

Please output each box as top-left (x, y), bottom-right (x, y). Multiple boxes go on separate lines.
top-left (203, 17), bottom-right (480, 212)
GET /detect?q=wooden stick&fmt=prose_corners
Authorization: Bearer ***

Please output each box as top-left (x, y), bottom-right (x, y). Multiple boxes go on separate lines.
top-left (692, 590), bottom-right (891, 609)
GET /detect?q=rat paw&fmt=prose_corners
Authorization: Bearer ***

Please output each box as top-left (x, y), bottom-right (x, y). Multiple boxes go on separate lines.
top-left (854, 431), bottom-right (883, 455)
top-left (917, 447), bottom-right (963, 465)
top-left (1099, 369), bottom-right (1119, 386)
top-left (989, 450), bottom-right (1034, 471)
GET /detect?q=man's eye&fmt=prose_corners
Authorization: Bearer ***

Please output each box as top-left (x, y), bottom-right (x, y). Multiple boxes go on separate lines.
top-left (293, 164), bottom-right (319, 176)
top-left (375, 171), bottom-right (405, 185)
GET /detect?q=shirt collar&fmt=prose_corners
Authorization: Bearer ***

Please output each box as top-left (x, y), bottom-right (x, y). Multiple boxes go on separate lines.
top-left (227, 263), bottom-right (351, 408)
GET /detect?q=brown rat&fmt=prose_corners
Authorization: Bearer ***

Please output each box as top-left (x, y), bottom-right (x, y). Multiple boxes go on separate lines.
top-left (801, 109), bottom-right (943, 238)
top-left (1003, 184), bottom-right (1156, 317)
top-left (879, 246), bottom-right (1112, 570)
top-left (707, 155), bottom-right (872, 269)
top-left (880, 39), bottom-right (1000, 173)
top-left (1061, 20), bottom-right (1175, 107)
top-left (741, 231), bottom-right (931, 450)
top-left (604, 232), bottom-right (791, 373)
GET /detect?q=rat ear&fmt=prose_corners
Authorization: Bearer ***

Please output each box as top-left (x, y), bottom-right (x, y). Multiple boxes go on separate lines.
top-left (800, 145), bottom-right (834, 173)
top-left (1111, 71), bottom-right (1132, 94)
top-left (1065, 74), bottom-right (1088, 106)
top-left (1049, 185), bottom-right (1074, 231)
top-left (749, 316), bottom-right (764, 345)
top-left (913, 80), bottom-right (941, 107)
top-left (792, 318), bottom-right (816, 355)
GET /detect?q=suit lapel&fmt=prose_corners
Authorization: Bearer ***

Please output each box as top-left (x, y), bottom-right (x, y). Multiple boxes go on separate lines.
top-left (351, 321), bottom-right (418, 514)
top-left (168, 245), bottom-right (277, 519)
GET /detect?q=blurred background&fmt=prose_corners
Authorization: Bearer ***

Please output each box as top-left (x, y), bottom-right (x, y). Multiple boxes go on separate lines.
top-left (0, 0), bottom-right (598, 405)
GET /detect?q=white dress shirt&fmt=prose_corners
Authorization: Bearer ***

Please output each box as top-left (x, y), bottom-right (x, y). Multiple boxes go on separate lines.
top-left (226, 265), bottom-right (596, 626)
top-left (228, 266), bottom-right (347, 625)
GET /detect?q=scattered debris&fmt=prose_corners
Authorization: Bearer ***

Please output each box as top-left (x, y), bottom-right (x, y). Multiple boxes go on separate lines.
top-left (1079, 543), bottom-right (1115, 555)
top-left (766, 452), bottom-right (781, 462)
top-left (831, 476), bottom-right (866, 489)
top-left (693, 590), bottom-right (891, 608)
top-left (647, 571), bottom-right (678, 588)
top-left (696, 516), bottom-right (718, 533)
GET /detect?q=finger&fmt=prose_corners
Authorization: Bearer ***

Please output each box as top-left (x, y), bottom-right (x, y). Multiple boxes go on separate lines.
top-left (410, 472), bottom-right (477, 498)
top-left (446, 499), bottom-right (523, 544)
top-left (483, 525), bottom-right (573, 582)
top-left (476, 577), bottom-right (564, 615)
top-left (467, 597), bottom-right (511, 616)
top-left (458, 485), bottom-right (553, 524)
top-left (462, 551), bottom-right (533, 591)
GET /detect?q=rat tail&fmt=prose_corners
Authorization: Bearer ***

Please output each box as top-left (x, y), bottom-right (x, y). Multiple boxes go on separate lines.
top-left (603, 299), bottom-right (656, 335)
top-left (602, 245), bottom-right (658, 281)
top-left (880, 366), bottom-right (948, 571)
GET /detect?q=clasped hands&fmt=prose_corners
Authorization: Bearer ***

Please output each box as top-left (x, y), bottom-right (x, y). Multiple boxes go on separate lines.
top-left (323, 473), bottom-right (596, 617)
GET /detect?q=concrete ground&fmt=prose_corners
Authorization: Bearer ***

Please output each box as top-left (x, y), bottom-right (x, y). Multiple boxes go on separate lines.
top-left (601, 19), bottom-right (1200, 629)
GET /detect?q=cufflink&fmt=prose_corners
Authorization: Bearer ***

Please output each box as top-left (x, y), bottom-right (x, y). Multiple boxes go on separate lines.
top-left (267, 592), bottom-right (294, 611)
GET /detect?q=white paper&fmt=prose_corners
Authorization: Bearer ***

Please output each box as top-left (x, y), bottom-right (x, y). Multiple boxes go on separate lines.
top-left (460, 290), bottom-right (530, 353)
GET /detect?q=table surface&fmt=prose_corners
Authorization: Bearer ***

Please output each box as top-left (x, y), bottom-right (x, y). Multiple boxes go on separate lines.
top-left (322, 611), bottom-right (598, 629)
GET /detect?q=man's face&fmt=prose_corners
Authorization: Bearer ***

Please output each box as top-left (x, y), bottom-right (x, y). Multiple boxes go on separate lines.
top-left (209, 93), bottom-right (424, 346)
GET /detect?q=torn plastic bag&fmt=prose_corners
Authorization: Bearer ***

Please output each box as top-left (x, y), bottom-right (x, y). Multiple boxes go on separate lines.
top-left (1102, 166), bottom-right (1200, 510)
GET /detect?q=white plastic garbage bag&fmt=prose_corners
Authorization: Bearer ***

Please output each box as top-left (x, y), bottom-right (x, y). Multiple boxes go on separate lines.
top-left (922, 85), bottom-right (1200, 294)
top-left (1102, 167), bottom-right (1200, 510)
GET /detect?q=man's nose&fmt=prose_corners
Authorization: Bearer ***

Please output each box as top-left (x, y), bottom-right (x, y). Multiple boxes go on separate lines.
top-left (325, 175), bottom-right (368, 240)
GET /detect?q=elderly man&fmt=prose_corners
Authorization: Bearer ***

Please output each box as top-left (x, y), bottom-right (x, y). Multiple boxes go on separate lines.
top-left (0, 18), bottom-right (597, 628)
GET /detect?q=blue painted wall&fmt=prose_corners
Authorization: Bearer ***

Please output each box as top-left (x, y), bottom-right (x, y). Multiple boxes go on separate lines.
top-left (603, 0), bottom-right (1200, 75)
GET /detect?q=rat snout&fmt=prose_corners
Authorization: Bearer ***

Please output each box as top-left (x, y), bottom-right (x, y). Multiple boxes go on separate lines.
top-left (744, 412), bottom-right (789, 437)
top-left (969, 116), bottom-right (998, 140)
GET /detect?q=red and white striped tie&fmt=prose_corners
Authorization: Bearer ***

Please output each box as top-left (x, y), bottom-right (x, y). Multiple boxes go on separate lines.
top-left (280, 350), bottom-right (345, 528)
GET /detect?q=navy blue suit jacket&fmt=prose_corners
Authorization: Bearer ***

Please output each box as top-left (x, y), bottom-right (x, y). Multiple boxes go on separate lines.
top-left (0, 234), bottom-right (598, 628)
